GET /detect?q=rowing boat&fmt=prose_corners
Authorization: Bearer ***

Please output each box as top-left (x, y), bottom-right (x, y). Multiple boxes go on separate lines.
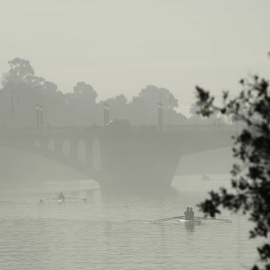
top-left (148, 216), bottom-right (232, 225)
top-left (178, 218), bottom-right (202, 225)
top-left (202, 174), bottom-right (211, 181)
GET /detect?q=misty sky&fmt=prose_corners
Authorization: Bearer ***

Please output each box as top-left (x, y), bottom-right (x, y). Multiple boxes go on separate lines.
top-left (0, 0), bottom-right (269, 115)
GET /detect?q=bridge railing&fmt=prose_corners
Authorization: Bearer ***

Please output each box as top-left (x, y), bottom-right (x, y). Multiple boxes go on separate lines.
top-left (131, 124), bottom-right (239, 132)
top-left (0, 126), bottom-right (89, 135)
top-left (0, 123), bottom-right (241, 135)
top-left (162, 124), bottom-right (239, 132)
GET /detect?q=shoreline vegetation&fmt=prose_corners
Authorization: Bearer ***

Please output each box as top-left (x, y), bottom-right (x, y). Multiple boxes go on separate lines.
top-left (0, 58), bottom-right (230, 128)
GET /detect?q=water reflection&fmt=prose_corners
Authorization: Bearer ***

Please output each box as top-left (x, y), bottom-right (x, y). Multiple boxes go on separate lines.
top-left (0, 176), bottom-right (257, 270)
top-left (185, 222), bottom-right (195, 231)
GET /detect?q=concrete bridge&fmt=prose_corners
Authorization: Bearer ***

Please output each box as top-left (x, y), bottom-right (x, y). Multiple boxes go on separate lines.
top-left (0, 125), bottom-right (235, 191)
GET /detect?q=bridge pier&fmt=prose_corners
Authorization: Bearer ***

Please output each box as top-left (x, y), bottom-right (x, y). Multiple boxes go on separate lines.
top-left (70, 140), bottom-right (77, 160)
top-left (85, 143), bottom-right (92, 167)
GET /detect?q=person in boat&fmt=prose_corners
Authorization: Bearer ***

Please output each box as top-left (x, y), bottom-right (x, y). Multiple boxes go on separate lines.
top-left (189, 207), bottom-right (195, 220)
top-left (202, 174), bottom-right (210, 181)
top-left (184, 207), bottom-right (190, 220)
top-left (58, 192), bottom-right (65, 201)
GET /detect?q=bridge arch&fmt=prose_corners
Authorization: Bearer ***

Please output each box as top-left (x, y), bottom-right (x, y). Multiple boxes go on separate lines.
top-left (77, 139), bottom-right (86, 164)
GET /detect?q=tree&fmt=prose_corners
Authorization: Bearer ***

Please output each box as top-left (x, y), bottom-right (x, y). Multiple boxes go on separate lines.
top-left (72, 82), bottom-right (97, 103)
top-left (0, 58), bottom-right (67, 127)
top-left (189, 102), bottom-right (226, 126)
top-left (195, 75), bottom-right (270, 270)
top-left (97, 94), bottom-right (128, 124)
top-left (101, 94), bottom-right (128, 107)
top-left (131, 85), bottom-right (178, 113)
top-left (189, 103), bottom-right (200, 117)
top-left (129, 85), bottom-right (186, 125)
top-left (1, 58), bottom-right (35, 87)
top-left (64, 82), bottom-right (99, 126)
top-left (1, 58), bottom-right (59, 95)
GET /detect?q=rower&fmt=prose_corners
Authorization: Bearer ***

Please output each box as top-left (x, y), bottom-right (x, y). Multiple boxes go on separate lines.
top-left (189, 207), bottom-right (194, 220)
top-left (58, 192), bottom-right (65, 201)
top-left (184, 207), bottom-right (190, 220)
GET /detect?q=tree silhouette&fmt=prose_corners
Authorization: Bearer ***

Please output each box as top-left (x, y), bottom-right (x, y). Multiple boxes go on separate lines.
top-left (0, 58), bottom-right (206, 127)
top-left (195, 75), bottom-right (270, 270)
top-left (0, 58), bottom-right (67, 127)
top-left (131, 85), bottom-right (178, 113)
top-left (189, 103), bottom-right (199, 117)
top-left (72, 82), bottom-right (97, 102)
top-left (2, 58), bottom-right (35, 87)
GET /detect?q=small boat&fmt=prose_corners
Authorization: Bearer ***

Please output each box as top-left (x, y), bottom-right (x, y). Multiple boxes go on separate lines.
top-left (202, 174), bottom-right (210, 181)
top-left (58, 198), bottom-right (65, 203)
top-left (40, 196), bottom-right (86, 204)
top-left (178, 218), bottom-right (202, 225)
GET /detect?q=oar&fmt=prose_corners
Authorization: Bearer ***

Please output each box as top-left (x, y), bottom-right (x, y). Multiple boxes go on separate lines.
top-left (197, 217), bottom-right (232, 222)
top-left (40, 198), bottom-right (57, 203)
top-left (66, 197), bottom-right (87, 201)
top-left (150, 216), bottom-right (184, 223)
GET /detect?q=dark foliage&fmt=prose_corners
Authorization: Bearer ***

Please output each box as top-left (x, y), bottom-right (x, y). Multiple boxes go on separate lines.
top-left (196, 75), bottom-right (270, 270)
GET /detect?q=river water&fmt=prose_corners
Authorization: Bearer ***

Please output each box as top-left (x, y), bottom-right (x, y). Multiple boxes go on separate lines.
top-left (0, 175), bottom-right (259, 270)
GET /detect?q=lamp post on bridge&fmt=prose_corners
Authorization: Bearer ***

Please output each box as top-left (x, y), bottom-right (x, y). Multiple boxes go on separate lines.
top-left (104, 103), bottom-right (109, 127)
top-left (169, 94), bottom-right (172, 130)
top-left (36, 104), bottom-right (43, 135)
top-left (17, 98), bottom-right (20, 128)
top-left (11, 97), bottom-right (14, 128)
top-left (36, 104), bottom-right (40, 134)
top-left (158, 102), bottom-right (163, 132)
top-left (40, 105), bottom-right (43, 134)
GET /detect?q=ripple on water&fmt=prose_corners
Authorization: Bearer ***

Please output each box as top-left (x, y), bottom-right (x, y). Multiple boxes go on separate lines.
top-left (0, 177), bottom-right (258, 270)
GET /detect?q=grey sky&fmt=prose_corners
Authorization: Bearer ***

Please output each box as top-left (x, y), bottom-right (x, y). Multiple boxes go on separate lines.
top-left (0, 0), bottom-right (269, 115)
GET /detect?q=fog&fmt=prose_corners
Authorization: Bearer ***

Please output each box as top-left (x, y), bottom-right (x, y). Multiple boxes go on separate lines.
top-left (1, 1), bottom-right (270, 115)
top-left (0, 1), bottom-right (268, 269)
top-left (0, 55), bottom-right (240, 269)
top-left (0, 56), bottom-right (235, 190)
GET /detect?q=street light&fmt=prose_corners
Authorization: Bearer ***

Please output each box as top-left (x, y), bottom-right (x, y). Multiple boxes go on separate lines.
top-left (36, 104), bottom-right (40, 134)
top-left (158, 102), bottom-right (163, 133)
top-left (11, 97), bottom-right (14, 128)
top-left (104, 103), bottom-right (109, 127)
top-left (17, 98), bottom-right (20, 127)
top-left (169, 94), bottom-right (172, 130)
top-left (106, 104), bottom-right (109, 125)
top-left (40, 105), bottom-right (43, 134)
top-left (36, 104), bottom-right (43, 135)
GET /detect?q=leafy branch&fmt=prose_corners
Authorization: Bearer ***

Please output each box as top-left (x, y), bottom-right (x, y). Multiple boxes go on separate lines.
top-left (195, 75), bottom-right (270, 270)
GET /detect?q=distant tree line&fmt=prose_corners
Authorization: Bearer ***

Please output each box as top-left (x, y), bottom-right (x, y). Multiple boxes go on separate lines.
top-left (0, 58), bottom-right (227, 128)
